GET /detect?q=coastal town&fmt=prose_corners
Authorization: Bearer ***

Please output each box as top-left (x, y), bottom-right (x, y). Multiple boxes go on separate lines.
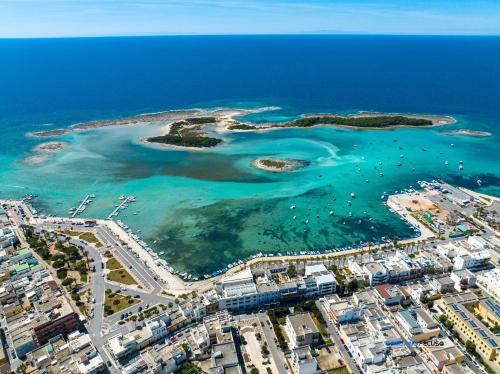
top-left (0, 180), bottom-right (498, 374)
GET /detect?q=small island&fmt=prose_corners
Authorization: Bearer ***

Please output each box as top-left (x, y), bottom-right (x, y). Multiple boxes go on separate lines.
top-left (23, 141), bottom-right (68, 165)
top-left (146, 117), bottom-right (223, 148)
top-left (227, 123), bottom-right (257, 130)
top-left (442, 129), bottom-right (492, 137)
top-left (252, 157), bottom-right (310, 172)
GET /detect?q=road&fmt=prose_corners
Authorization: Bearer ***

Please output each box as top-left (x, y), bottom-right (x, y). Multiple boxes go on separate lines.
top-left (316, 300), bottom-right (361, 374)
top-left (256, 313), bottom-right (288, 374)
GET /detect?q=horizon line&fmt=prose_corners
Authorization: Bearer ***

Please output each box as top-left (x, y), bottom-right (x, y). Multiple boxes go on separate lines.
top-left (1, 32), bottom-right (500, 40)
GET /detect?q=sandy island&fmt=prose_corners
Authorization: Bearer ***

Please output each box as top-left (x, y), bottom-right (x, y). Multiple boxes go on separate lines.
top-left (23, 141), bottom-right (68, 165)
top-left (442, 129), bottom-right (492, 137)
top-left (252, 157), bottom-right (310, 172)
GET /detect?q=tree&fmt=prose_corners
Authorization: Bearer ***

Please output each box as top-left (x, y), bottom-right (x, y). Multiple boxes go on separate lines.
top-left (420, 294), bottom-right (429, 304)
top-left (62, 277), bottom-right (75, 286)
top-left (287, 264), bottom-right (297, 278)
top-left (52, 259), bottom-right (65, 269)
top-left (438, 315), bottom-right (448, 324)
top-left (347, 279), bottom-right (360, 293)
top-left (465, 340), bottom-right (476, 354)
top-left (427, 300), bottom-right (434, 309)
top-left (250, 368), bottom-right (259, 374)
top-left (56, 269), bottom-right (67, 279)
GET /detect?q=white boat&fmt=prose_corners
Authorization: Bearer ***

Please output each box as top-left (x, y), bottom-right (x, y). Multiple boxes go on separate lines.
top-left (451, 143), bottom-right (455, 147)
top-left (348, 212), bottom-right (352, 217)
top-left (379, 172), bottom-right (384, 177)
top-left (290, 205), bottom-right (296, 210)
top-left (445, 160), bottom-right (449, 165)
top-left (350, 192), bottom-right (356, 198)
top-left (329, 211), bottom-right (334, 216)
top-left (292, 216), bottom-right (297, 220)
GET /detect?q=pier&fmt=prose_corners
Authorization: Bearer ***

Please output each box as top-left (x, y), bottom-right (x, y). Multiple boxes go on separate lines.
top-left (107, 195), bottom-right (136, 220)
top-left (69, 194), bottom-right (94, 218)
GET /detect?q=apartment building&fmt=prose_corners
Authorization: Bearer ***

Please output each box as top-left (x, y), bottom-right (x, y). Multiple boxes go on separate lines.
top-left (285, 313), bottom-right (320, 348)
top-left (442, 292), bottom-right (500, 372)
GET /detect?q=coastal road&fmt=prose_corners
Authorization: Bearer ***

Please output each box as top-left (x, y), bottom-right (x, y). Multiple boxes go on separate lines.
top-left (93, 225), bottom-right (165, 291)
top-left (316, 301), bottom-right (360, 374)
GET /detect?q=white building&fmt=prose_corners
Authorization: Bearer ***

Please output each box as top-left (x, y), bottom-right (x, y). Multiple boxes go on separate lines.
top-left (76, 350), bottom-right (105, 374)
top-left (216, 269), bottom-right (259, 312)
top-left (477, 269), bottom-right (500, 300)
top-left (290, 346), bottom-right (319, 374)
top-left (286, 313), bottom-right (320, 349)
top-left (450, 269), bottom-right (476, 291)
top-left (304, 264), bottom-right (337, 295)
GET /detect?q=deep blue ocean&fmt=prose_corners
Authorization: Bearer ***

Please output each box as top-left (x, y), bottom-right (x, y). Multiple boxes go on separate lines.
top-left (1, 36), bottom-right (499, 275)
top-left (1, 36), bottom-right (500, 134)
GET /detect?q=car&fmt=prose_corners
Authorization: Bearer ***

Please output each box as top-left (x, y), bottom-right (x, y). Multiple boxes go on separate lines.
top-left (107, 361), bottom-right (112, 367)
top-left (92, 298), bottom-right (96, 304)
top-left (121, 287), bottom-right (127, 291)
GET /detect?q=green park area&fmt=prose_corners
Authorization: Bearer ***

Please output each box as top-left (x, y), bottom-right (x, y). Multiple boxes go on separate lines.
top-left (104, 289), bottom-right (139, 316)
top-left (104, 251), bottom-right (138, 286)
top-left (62, 230), bottom-right (103, 248)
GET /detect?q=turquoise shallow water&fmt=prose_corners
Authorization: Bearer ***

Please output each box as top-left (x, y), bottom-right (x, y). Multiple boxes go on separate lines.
top-left (0, 36), bottom-right (499, 276)
top-left (1, 110), bottom-right (499, 275)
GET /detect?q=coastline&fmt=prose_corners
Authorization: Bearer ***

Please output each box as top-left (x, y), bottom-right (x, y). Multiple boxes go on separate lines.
top-left (4, 182), bottom-right (496, 293)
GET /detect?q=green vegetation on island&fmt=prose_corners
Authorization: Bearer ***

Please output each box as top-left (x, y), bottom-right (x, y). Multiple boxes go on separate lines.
top-left (184, 116), bottom-right (217, 124)
top-left (228, 123), bottom-right (257, 130)
top-left (147, 117), bottom-right (222, 148)
top-left (147, 134), bottom-right (222, 148)
top-left (253, 157), bottom-right (309, 172)
top-left (286, 115), bottom-right (433, 128)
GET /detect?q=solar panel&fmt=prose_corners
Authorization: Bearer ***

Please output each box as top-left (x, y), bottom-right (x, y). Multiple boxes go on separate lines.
top-left (479, 329), bottom-right (487, 338)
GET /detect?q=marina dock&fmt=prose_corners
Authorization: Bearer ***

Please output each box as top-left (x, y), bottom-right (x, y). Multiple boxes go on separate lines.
top-left (69, 194), bottom-right (95, 217)
top-left (106, 195), bottom-right (136, 220)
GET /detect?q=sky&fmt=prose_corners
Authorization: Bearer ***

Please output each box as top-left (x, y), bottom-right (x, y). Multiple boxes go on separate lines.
top-left (0, 0), bottom-right (499, 38)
